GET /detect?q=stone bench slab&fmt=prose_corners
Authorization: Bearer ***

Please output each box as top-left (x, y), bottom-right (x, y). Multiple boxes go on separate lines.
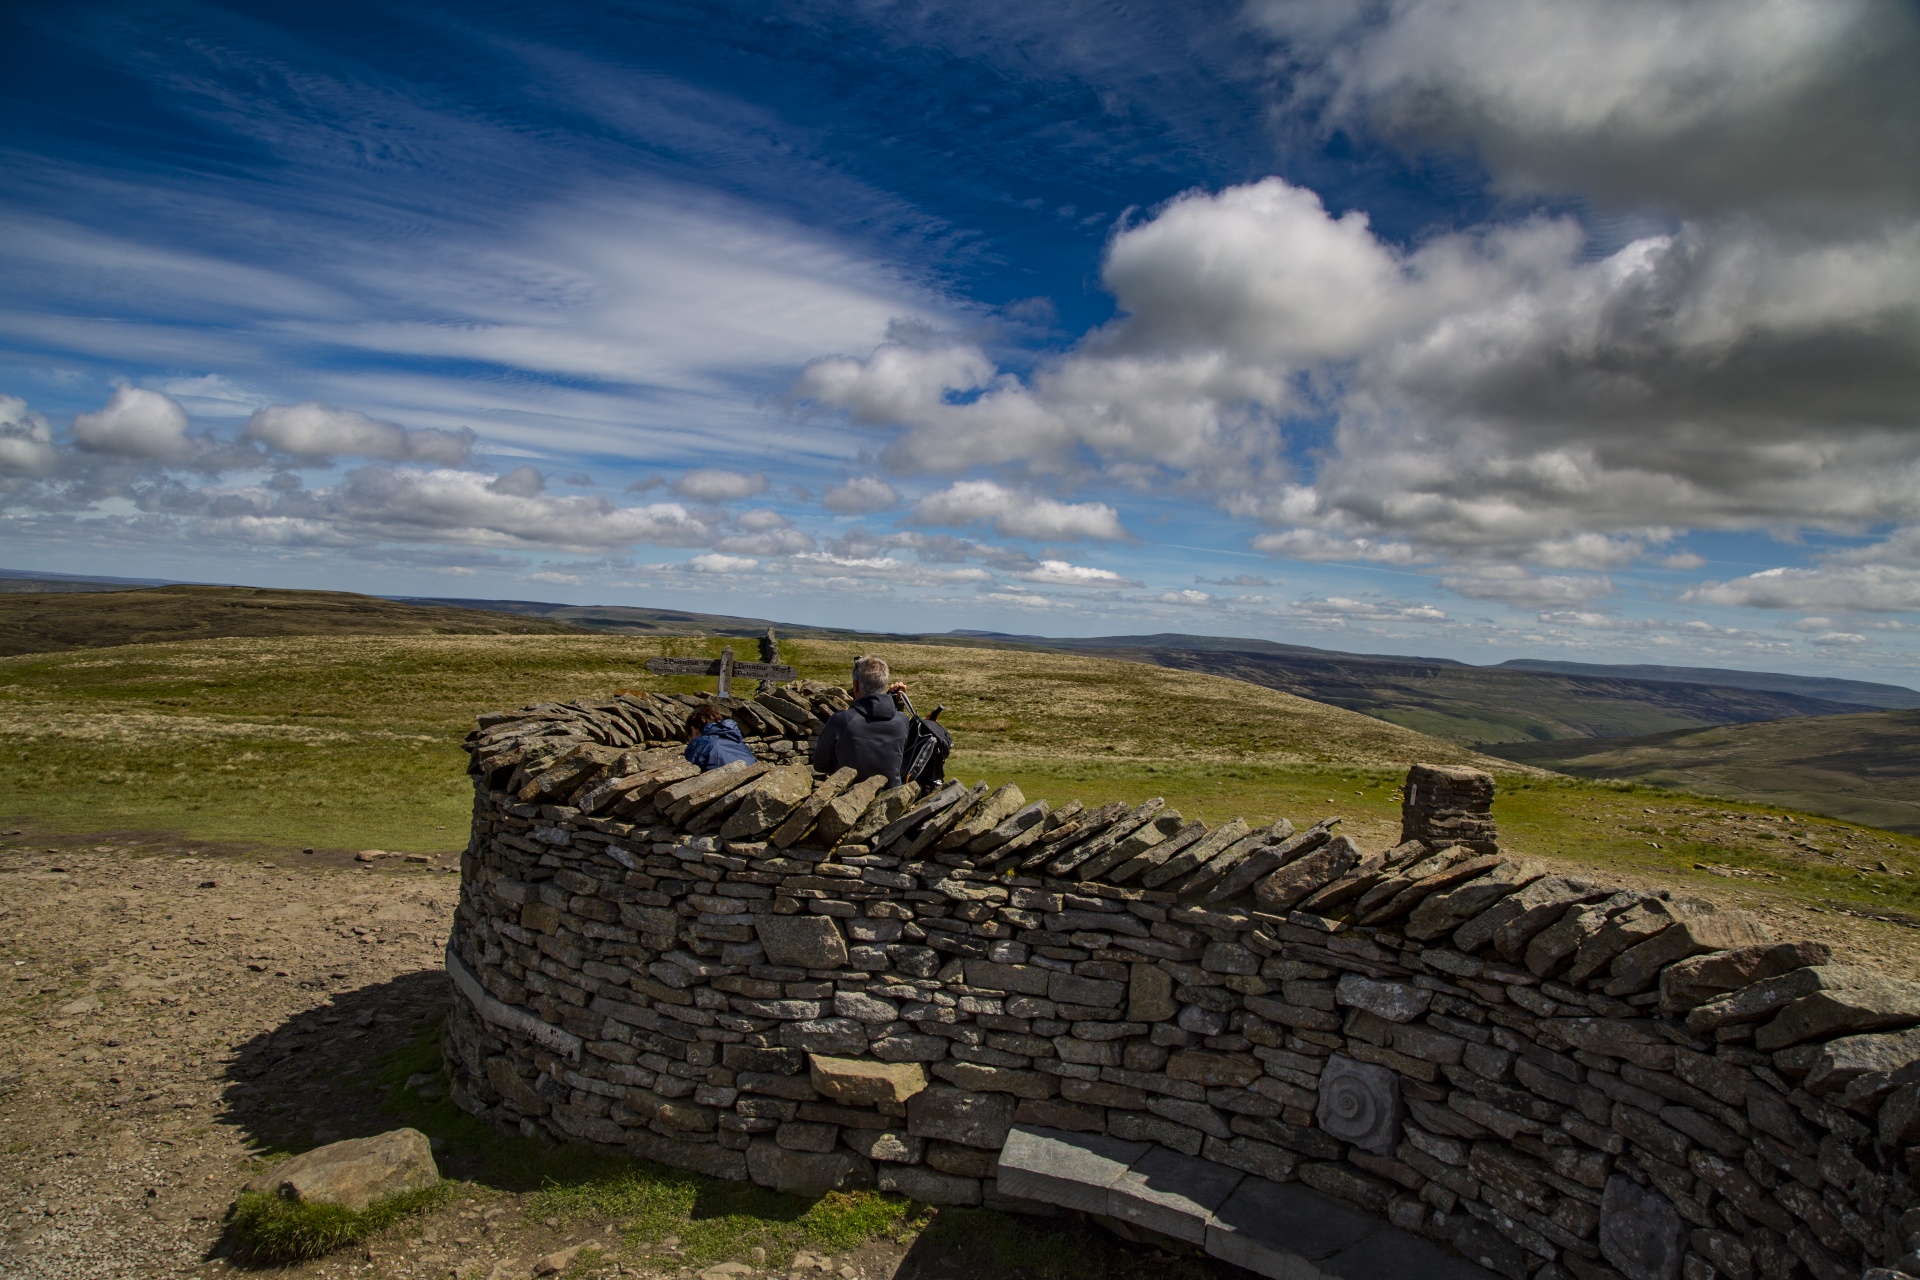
top-left (996, 1124), bottom-right (1499, 1280)
top-left (995, 1125), bottom-right (1152, 1215)
top-left (1108, 1145), bottom-right (1248, 1244)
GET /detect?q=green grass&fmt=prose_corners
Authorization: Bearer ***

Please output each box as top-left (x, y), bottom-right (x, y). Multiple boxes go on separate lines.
top-left (1491, 776), bottom-right (1920, 920)
top-left (226, 1183), bottom-right (453, 1264)
top-left (0, 630), bottom-right (1491, 852)
top-left (532, 1175), bottom-right (920, 1269)
top-left (8, 629), bottom-right (1920, 941)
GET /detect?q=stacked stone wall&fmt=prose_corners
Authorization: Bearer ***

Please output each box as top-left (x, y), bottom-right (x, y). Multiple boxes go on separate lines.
top-left (444, 691), bottom-right (1920, 1280)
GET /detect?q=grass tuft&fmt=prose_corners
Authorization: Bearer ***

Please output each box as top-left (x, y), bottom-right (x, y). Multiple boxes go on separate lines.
top-left (529, 1171), bottom-right (920, 1268)
top-left (226, 1183), bottom-right (451, 1265)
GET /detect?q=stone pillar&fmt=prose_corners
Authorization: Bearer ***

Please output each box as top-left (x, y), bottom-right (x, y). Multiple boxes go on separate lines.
top-left (1399, 762), bottom-right (1498, 853)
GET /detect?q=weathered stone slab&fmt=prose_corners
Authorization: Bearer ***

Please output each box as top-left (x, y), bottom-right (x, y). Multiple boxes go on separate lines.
top-left (754, 915), bottom-right (848, 970)
top-left (1254, 835), bottom-right (1360, 913)
top-left (1406, 860), bottom-right (1545, 941)
top-left (1166, 1050), bottom-right (1261, 1088)
top-left (659, 760), bottom-right (770, 815)
top-left (963, 960), bottom-right (1052, 996)
top-left (1012, 1099), bottom-right (1107, 1133)
top-left (1605, 903), bottom-right (1774, 995)
top-left (933, 1061), bottom-right (1058, 1099)
top-left (940, 783), bottom-right (1026, 849)
top-left (993, 1124), bottom-right (1152, 1216)
top-left (1523, 892), bottom-right (1636, 977)
top-left (745, 1138), bottom-right (873, 1196)
top-left (1756, 967), bottom-right (1920, 1049)
top-left (876, 1164), bottom-right (981, 1204)
top-left (1050, 798), bottom-right (1164, 877)
top-left (1804, 1026), bottom-right (1920, 1097)
top-left (628, 1129), bottom-right (749, 1181)
top-left (1106, 1145), bottom-right (1246, 1244)
top-left (967, 799), bottom-right (1050, 854)
top-left (1567, 897), bottom-right (1675, 984)
top-left (1464, 875), bottom-right (1606, 958)
top-left (779, 1017), bottom-right (867, 1055)
top-left (1659, 940), bottom-right (1831, 1014)
top-left (1204, 1176), bottom-right (1375, 1279)
top-left (1127, 963), bottom-right (1176, 1022)
top-left (1600, 1174), bottom-right (1686, 1280)
top-left (769, 767), bottom-right (856, 848)
top-left (1334, 973), bottom-right (1431, 1024)
top-left (843, 781), bottom-right (922, 846)
top-left (1200, 1135), bottom-right (1299, 1184)
top-left (907, 1086), bottom-right (1015, 1149)
top-left (243, 1129), bottom-right (439, 1212)
top-left (718, 765), bottom-right (814, 840)
top-left (816, 774), bottom-right (889, 845)
top-left (808, 1054), bottom-right (927, 1106)
top-left (1047, 970), bottom-right (1123, 1008)
top-left (1687, 963), bottom-right (1852, 1032)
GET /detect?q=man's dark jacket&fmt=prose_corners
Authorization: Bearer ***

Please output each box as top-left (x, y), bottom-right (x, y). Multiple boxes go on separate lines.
top-left (811, 693), bottom-right (909, 787)
top-left (685, 719), bottom-right (756, 770)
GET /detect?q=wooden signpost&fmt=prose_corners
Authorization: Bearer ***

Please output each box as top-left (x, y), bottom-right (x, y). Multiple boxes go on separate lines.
top-left (646, 630), bottom-right (793, 697)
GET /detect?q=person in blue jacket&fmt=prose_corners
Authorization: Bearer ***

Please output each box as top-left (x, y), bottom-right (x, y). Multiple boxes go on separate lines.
top-left (683, 703), bottom-right (757, 770)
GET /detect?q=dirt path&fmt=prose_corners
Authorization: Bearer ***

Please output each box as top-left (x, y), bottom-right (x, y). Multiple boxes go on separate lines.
top-left (0, 831), bottom-right (462, 1278)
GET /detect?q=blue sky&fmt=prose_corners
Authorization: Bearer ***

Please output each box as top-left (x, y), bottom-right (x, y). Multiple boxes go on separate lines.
top-left (3, 1), bottom-right (1918, 684)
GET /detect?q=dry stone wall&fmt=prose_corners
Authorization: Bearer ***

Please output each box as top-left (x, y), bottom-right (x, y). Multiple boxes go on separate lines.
top-left (444, 695), bottom-right (1920, 1280)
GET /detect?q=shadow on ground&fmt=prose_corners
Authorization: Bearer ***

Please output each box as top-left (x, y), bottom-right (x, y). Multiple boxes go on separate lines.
top-left (216, 968), bottom-right (454, 1169)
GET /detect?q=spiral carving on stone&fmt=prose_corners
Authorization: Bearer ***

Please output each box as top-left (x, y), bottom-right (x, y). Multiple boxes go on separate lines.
top-left (1315, 1054), bottom-right (1403, 1156)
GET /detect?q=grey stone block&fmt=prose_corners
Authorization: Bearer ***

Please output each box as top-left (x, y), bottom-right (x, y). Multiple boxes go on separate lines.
top-left (1106, 1144), bottom-right (1246, 1244)
top-left (876, 1163), bottom-right (981, 1205)
top-left (744, 1138), bottom-right (873, 1196)
top-left (755, 916), bottom-right (848, 969)
top-left (1205, 1177), bottom-right (1374, 1279)
top-left (993, 1124), bottom-right (1152, 1215)
top-left (907, 1086), bottom-right (1016, 1148)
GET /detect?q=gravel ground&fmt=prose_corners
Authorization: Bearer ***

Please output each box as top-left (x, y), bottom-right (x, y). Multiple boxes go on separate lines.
top-left (0, 832), bottom-right (1136, 1280)
top-left (0, 831), bottom-right (462, 1278)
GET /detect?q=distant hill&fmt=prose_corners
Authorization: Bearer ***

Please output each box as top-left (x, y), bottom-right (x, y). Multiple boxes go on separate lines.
top-left (12, 573), bottom-right (1916, 751)
top-left (398, 596), bottom-right (869, 641)
top-left (0, 568), bottom-right (172, 594)
top-left (1489, 710), bottom-right (1920, 834)
top-left (1498, 658), bottom-right (1920, 711)
top-left (1070, 644), bottom-right (1871, 746)
top-left (0, 585), bottom-right (583, 655)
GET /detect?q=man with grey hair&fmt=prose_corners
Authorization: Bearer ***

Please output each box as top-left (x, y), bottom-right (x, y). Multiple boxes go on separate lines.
top-left (812, 654), bottom-right (911, 786)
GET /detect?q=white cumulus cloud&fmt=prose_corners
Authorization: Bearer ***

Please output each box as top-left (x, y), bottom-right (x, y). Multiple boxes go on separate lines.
top-left (0, 395), bottom-right (58, 475)
top-left (70, 386), bottom-right (190, 458)
top-left (1016, 560), bottom-right (1135, 587)
top-left (673, 469), bottom-right (768, 501)
top-left (821, 475), bottom-right (900, 514)
top-left (244, 401), bottom-right (474, 464)
top-left (686, 552), bottom-right (758, 573)
top-left (1684, 565), bottom-right (1920, 613)
top-left (913, 479), bottom-right (1127, 541)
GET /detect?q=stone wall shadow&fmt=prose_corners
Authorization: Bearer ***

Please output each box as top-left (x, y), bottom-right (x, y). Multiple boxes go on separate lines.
top-left (216, 968), bottom-right (453, 1168)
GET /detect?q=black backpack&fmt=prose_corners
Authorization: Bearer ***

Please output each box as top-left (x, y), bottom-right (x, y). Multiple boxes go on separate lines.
top-left (898, 694), bottom-right (952, 786)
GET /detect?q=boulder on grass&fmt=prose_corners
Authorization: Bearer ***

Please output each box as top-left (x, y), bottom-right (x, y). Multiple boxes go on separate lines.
top-left (242, 1128), bottom-right (439, 1212)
